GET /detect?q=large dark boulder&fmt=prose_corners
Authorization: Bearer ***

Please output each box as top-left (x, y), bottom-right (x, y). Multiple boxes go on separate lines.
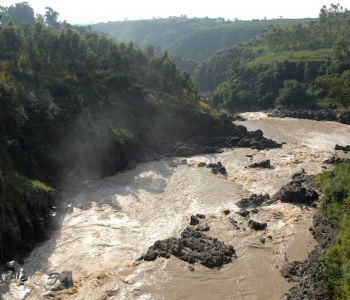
top-left (335, 144), bottom-right (350, 152)
top-left (237, 194), bottom-right (270, 208)
top-left (272, 174), bottom-right (319, 205)
top-left (247, 159), bottom-right (273, 169)
top-left (248, 220), bottom-right (267, 230)
top-left (139, 227), bottom-right (236, 269)
top-left (207, 162), bottom-right (227, 175)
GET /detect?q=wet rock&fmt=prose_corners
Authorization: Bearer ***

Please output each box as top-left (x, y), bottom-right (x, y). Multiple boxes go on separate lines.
top-left (45, 271), bottom-right (73, 291)
top-left (272, 173), bottom-right (319, 205)
top-left (207, 162), bottom-right (227, 175)
top-left (196, 224), bottom-right (210, 232)
top-left (6, 260), bottom-right (20, 274)
top-left (324, 156), bottom-right (350, 164)
top-left (237, 209), bottom-right (250, 217)
top-left (198, 162), bottom-right (207, 168)
top-left (248, 220), bottom-right (267, 230)
top-left (227, 113), bottom-right (246, 121)
top-left (2, 261), bottom-right (27, 282)
top-left (190, 215), bottom-right (199, 225)
top-left (187, 265), bottom-right (195, 272)
top-left (139, 227), bottom-right (236, 269)
top-left (251, 129), bottom-right (264, 139)
top-left (196, 214), bottom-right (205, 219)
top-left (60, 271), bottom-right (73, 289)
top-left (174, 143), bottom-right (221, 157)
top-left (267, 235), bottom-right (273, 240)
top-left (228, 218), bottom-right (237, 225)
top-left (281, 250), bottom-right (327, 300)
top-left (180, 159), bottom-right (188, 165)
top-left (223, 210), bottom-right (230, 215)
top-left (237, 194), bottom-right (270, 208)
top-left (335, 144), bottom-right (350, 152)
top-left (250, 208), bottom-right (259, 214)
top-left (247, 159), bottom-right (273, 169)
top-left (310, 213), bottom-right (336, 247)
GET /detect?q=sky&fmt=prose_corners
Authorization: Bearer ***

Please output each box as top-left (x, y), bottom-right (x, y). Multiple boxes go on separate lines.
top-left (0, 0), bottom-right (346, 24)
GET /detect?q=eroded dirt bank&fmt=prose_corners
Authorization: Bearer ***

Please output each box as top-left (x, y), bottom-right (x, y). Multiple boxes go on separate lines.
top-left (2, 113), bottom-right (350, 300)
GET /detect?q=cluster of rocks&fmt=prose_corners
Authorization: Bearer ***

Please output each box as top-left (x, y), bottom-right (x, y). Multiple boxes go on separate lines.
top-left (227, 113), bottom-right (246, 122)
top-left (248, 220), bottom-right (267, 231)
top-left (207, 162), bottom-right (227, 175)
top-left (228, 218), bottom-right (241, 230)
top-left (272, 173), bottom-right (319, 205)
top-left (237, 194), bottom-right (270, 208)
top-left (335, 144), bottom-right (350, 152)
top-left (268, 108), bottom-right (350, 125)
top-left (44, 270), bottom-right (73, 291)
top-left (281, 214), bottom-right (335, 300)
top-left (197, 161), bottom-right (227, 175)
top-left (0, 260), bottom-right (73, 291)
top-left (323, 156), bottom-right (350, 165)
top-left (139, 226), bottom-right (236, 269)
top-left (162, 127), bottom-right (282, 158)
top-left (247, 159), bottom-right (273, 169)
top-left (0, 261), bottom-right (28, 284)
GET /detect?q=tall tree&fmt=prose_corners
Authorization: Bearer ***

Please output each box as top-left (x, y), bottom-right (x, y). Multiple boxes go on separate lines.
top-left (45, 7), bottom-right (60, 29)
top-left (1, 2), bottom-right (35, 25)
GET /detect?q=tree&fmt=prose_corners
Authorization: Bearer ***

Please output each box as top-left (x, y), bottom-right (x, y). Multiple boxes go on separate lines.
top-left (45, 7), bottom-right (60, 29)
top-left (1, 2), bottom-right (35, 25)
top-left (146, 44), bottom-right (154, 58)
top-left (35, 13), bottom-right (44, 24)
top-left (276, 80), bottom-right (311, 107)
top-left (315, 71), bottom-right (350, 109)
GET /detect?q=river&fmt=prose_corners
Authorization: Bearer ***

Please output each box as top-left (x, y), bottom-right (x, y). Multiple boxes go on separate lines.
top-left (3, 112), bottom-right (350, 300)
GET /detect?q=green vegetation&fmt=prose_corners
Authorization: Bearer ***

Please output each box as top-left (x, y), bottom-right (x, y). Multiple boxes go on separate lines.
top-left (317, 163), bottom-right (350, 299)
top-left (0, 3), bottom-right (240, 263)
top-left (195, 4), bottom-right (350, 112)
top-left (92, 17), bottom-right (313, 72)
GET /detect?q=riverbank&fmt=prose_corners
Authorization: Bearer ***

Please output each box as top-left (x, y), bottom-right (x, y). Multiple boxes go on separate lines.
top-left (268, 108), bottom-right (350, 125)
top-left (2, 113), bottom-right (350, 300)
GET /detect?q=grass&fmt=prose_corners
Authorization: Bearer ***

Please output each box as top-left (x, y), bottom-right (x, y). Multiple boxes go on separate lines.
top-left (247, 48), bottom-right (333, 68)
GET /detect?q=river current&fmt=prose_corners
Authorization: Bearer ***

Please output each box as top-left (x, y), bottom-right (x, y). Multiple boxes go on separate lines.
top-left (3, 112), bottom-right (350, 300)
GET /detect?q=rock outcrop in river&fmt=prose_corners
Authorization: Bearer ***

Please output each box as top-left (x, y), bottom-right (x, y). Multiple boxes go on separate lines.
top-left (272, 173), bottom-right (319, 205)
top-left (268, 108), bottom-right (350, 125)
top-left (139, 227), bottom-right (236, 268)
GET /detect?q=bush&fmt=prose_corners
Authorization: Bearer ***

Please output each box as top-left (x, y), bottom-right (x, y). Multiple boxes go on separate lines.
top-left (276, 79), bottom-right (312, 107)
top-left (318, 163), bottom-right (350, 298)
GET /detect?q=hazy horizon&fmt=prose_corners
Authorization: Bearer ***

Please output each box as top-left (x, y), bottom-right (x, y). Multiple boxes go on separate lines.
top-left (0, 0), bottom-right (345, 24)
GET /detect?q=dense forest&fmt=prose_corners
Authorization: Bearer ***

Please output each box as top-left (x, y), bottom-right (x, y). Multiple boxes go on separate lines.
top-left (93, 17), bottom-right (313, 72)
top-left (195, 4), bottom-right (350, 112)
top-left (0, 2), bottom-right (239, 263)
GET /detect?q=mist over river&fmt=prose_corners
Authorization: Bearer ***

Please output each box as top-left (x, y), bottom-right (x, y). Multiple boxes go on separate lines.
top-left (3, 113), bottom-right (350, 300)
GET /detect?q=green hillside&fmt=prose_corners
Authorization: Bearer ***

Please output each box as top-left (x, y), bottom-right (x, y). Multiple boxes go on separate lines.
top-left (92, 17), bottom-right (313, 71)
top-left (197, 4), bottom-right (350, 112)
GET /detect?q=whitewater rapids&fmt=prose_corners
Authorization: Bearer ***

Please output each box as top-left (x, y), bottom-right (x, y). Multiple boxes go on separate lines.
top-left (2, 112), bottom-right (350, 300)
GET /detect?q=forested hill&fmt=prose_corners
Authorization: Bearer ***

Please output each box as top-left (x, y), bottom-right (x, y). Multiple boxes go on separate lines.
top-left (196, 4), bottom-right (350, 112)
top-left (92, 17), bottom-right (313, 71)
top-left (0, 11), bottom-right (241, 262)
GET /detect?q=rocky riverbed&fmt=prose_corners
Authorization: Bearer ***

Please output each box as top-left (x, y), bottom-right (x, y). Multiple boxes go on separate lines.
top-left (2, 112), bottom-right (350, 300)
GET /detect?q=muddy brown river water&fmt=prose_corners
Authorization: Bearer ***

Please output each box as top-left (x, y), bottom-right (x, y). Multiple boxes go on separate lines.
top-left (2, 112), bottom-right (350, 300)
